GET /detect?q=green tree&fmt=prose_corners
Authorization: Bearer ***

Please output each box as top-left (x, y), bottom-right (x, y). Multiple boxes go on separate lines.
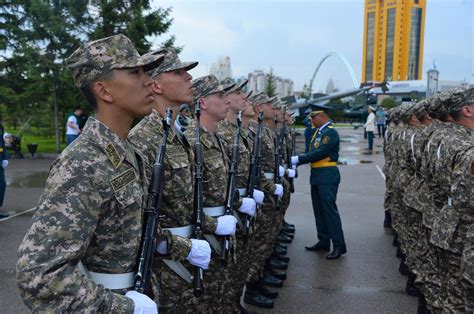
top-left (0, 0), bottom-right (92, 152)
top-left (89, 0), bottom-right (181, 54)
top-left (265, 68), bottom-right (276, 97)
top-left (381, 97), bottom-right (397, 109)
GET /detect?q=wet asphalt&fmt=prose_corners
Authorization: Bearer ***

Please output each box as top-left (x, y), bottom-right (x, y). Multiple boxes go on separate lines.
top-left (0, 128), bottom-right (417, 313)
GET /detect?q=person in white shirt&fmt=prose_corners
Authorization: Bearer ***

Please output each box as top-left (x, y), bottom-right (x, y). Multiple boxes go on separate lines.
top-left (66, 106), bottom-right (83, 145)
top-left (364, 105), bottom-right (376, 150)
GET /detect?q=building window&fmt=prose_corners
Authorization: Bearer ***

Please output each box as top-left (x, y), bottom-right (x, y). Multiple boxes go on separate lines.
top-left (384, 8), bottom-right (396, 81)
top-left (408, 7), bottom-right (423, 80)
top-left (365, 12), bottom-right (375, 81)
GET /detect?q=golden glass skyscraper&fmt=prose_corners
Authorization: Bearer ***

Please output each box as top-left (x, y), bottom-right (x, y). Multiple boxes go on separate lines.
top-left (362, 0), bottom-right (426, 83)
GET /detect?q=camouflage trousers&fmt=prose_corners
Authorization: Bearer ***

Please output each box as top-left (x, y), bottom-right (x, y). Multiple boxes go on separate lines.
top-left (436, 250), bottom-right (465, 313)
top-left (153, 261), bottom-right (201, 313)
top-left (461, 224), bottom-right (474, 312)
top-left (417, 227), bottom-right (443, 311)
top-left (404, 209), bottom-right (424, 275)
top-left (248, 196), bottom-right (278, 282)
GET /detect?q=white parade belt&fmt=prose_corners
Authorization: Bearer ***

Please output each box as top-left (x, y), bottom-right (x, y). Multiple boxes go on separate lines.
top-left (163, 225), bottom-right (193, 238)
top-left (238, 188), bottom-right (247, 196)
top-left (78, 261), bottom-right (135, 290)
top-left (203, 206), bottom-right (225, 217)
top-left (264, 173), bottom-right (274, 180)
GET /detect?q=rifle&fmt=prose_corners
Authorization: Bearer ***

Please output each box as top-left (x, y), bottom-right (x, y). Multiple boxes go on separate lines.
top-left (243, 112), bottom-right (263, 239)
top-left (220, 111), bottom-right (242, 266)
top-left (134, 108), bottom-right (172, 296)
top-left (281, 107), bottom-right (295, 193)
top-left (291, 126), bottom-right (298, 179)
top-left (274, 114), bottom-right (282, 185)
top-left (192, 100), bottom-right (204, 297)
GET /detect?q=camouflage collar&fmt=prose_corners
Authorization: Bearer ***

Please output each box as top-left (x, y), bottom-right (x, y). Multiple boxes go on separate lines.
top-left (145, 109), bottom-right (177, 144)
top-left (82, 117), bottom-right (139, 171)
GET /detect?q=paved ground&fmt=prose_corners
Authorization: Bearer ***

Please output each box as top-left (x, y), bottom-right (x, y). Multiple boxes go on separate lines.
top-left (0, 128), bottom-right (417, 313)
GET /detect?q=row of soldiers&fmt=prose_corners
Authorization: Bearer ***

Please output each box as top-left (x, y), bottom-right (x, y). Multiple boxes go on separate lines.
top-left (16, 34), bottom-right (300, 313)
top-left (383, 85), bottom-right (473, 313)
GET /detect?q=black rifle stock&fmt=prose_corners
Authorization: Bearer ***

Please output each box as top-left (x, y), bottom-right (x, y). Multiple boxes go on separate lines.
top-left (243, 112), bottom-right (263, 238)
top-left (192, 101), bottom-right (204, 297)
top-left (220, 111), bottom-right (242, 266)
top-left (134, 108), bottom-right (172, 296)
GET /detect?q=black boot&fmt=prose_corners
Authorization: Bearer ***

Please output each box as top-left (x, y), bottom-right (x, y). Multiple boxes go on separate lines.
top-left (271, 252), bottom-right (290, 263)
top-left (392, 234), bottom-right (399, 247)
top-left (405, 273), bottom-right (421, 297)
top-left (274, 245), bottom-right (287, 255)
top-left (265, 268), bottom-right (287, 281)
top-left (244, 288), bottom-right (274, 309)
top-left (383, 211), bottom-right (392, 228)
top-left (280, 230), bottom-right (294, 239)
top-left (252, 281), bottom-right (278, 299)
top-left (417, 295), bottom-right (431, 314)
top-left (399, 260), bottom-right (410, 276)
top-left (396, 247), bottom-right (404, 259)
top-left (267, 257), bottom-right (288, 270)
top-left (276, 233), bottom-right (292, 244)
top-left (262, 273), bottom-right (283, 287)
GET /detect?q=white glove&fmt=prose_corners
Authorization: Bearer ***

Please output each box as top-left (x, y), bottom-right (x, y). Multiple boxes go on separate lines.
top-left (125, 291), bottom-right (158, 314)
top-left (215, 215), bottom-right (238, 236)
top-left (155, 239), bottom-right (168, 254)
top-left (273, 184), bottom-right (284, 198)
top-left (291, 156), bottom-right (299, 166)
top-left (2, 160), bottom-right (8, 168)
top-left (279, 165), bottom-right (285, 177)
top-left (237, 197), bottom-right (256, 217)
top-left (186, 239), bottom-right (211, 269)
top-left (287, 169), bottom-right (296, 178)
top-left (253, 189), bottom-right (265, 205)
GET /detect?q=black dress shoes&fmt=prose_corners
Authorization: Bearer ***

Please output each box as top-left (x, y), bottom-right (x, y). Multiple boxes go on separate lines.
top-left (262, 273), bottom-right (283, 287)
top-left (250, 283), bottom-right (279, 299)
top-left (265, 269), bottom-right (287, 281)
top-left (383, 211), bottom-right (392, 228)
top-left (276, 233), bottom-right (292, 244)
top-left (268, 257), bottom-right (288, 270)
top-left (326, 246), bottom-right (347, 259)
top-left (280, 230), bottom-right (294, 239)
top-left (244, 290), bottom-right (274, 309)
top-left (271, 253), bottom-right (290, 263)
top-left (305, 242), bottom-right (330, 252)
top-left (274, 245), bottom-right (287, 255)
top-left (282, 224), bottom-right (295, 234)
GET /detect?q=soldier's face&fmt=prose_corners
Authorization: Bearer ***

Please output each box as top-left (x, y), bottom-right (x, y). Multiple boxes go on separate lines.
top-left (225, 91), bottom-right (246, 112)
top-left (260, 103), bottom-right (273, 119)
top-left (104, 67), bottom-right (154, 118)
top-left (205, 92), bottom-right (228, 121)
top-left (155, 69), bottom-right (193, 105)
top-left (243, 101), bottom-right (255, 117)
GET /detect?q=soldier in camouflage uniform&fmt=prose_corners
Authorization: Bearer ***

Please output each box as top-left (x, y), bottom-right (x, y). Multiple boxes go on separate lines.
top-left (16, 34), bottom-right (164, 312)
top-left (187, 74), bottom-right (257, 313)
top-left (429, 86), bottom-right (473, 312)
top-left (217, 78), bottom-right (279, 311)
top-left (242, 92), bottom-right (286, 309)
top-left (128, 49), bottom-right (214, 312)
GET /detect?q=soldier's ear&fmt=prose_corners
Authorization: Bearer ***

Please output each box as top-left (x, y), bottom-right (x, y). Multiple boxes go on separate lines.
top-left (199, 97), bottom-right (209, 110)
top-left (151, 80), bottom-right (162, 95)
top-left (93, 81), bottom-right (114, 103)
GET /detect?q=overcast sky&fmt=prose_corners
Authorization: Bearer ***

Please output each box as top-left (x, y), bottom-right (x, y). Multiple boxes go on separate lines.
top-left (152, 0), bottom-right (473, 90)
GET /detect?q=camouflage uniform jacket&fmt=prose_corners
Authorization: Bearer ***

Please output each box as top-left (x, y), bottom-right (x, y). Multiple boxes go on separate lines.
top-left (217, 120), bottom-right (251, 190)
top-left (248, 121), bottom-right (277, 195)
top-left (129, 110), bottom-right (212, 260)
top-left (430, 127), bottom-right (473, 254)
top-left (17, 117), bottom-right (145, 312)
top-left (186, 120), bottom-right (242, 210)
top-left (423, 121), bottom-right (458, 228)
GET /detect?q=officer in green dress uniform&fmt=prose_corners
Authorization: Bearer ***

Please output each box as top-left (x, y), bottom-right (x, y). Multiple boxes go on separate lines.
top-left (291, 107), bottom-right (347, 259)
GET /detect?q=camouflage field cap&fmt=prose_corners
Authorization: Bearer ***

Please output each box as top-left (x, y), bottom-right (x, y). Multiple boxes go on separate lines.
top-left (426, 91), bottom-right (450, 118)
top-left (145, 48), bottom-right (198, 78)
top-left (245, 90), bottom-right (253, 99)
top-left (67, 34), bottom-right (165, 88)
top-left (221, 78), bottom-right (248, 94)
top-left (271, 99), bottom-right (283, 109)
top-left (250, 92), bottom-right (269, 105)
top-left (448, 84), bottom-right (474, 113)
top-left (192, 74), bottom-right (234, 102)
